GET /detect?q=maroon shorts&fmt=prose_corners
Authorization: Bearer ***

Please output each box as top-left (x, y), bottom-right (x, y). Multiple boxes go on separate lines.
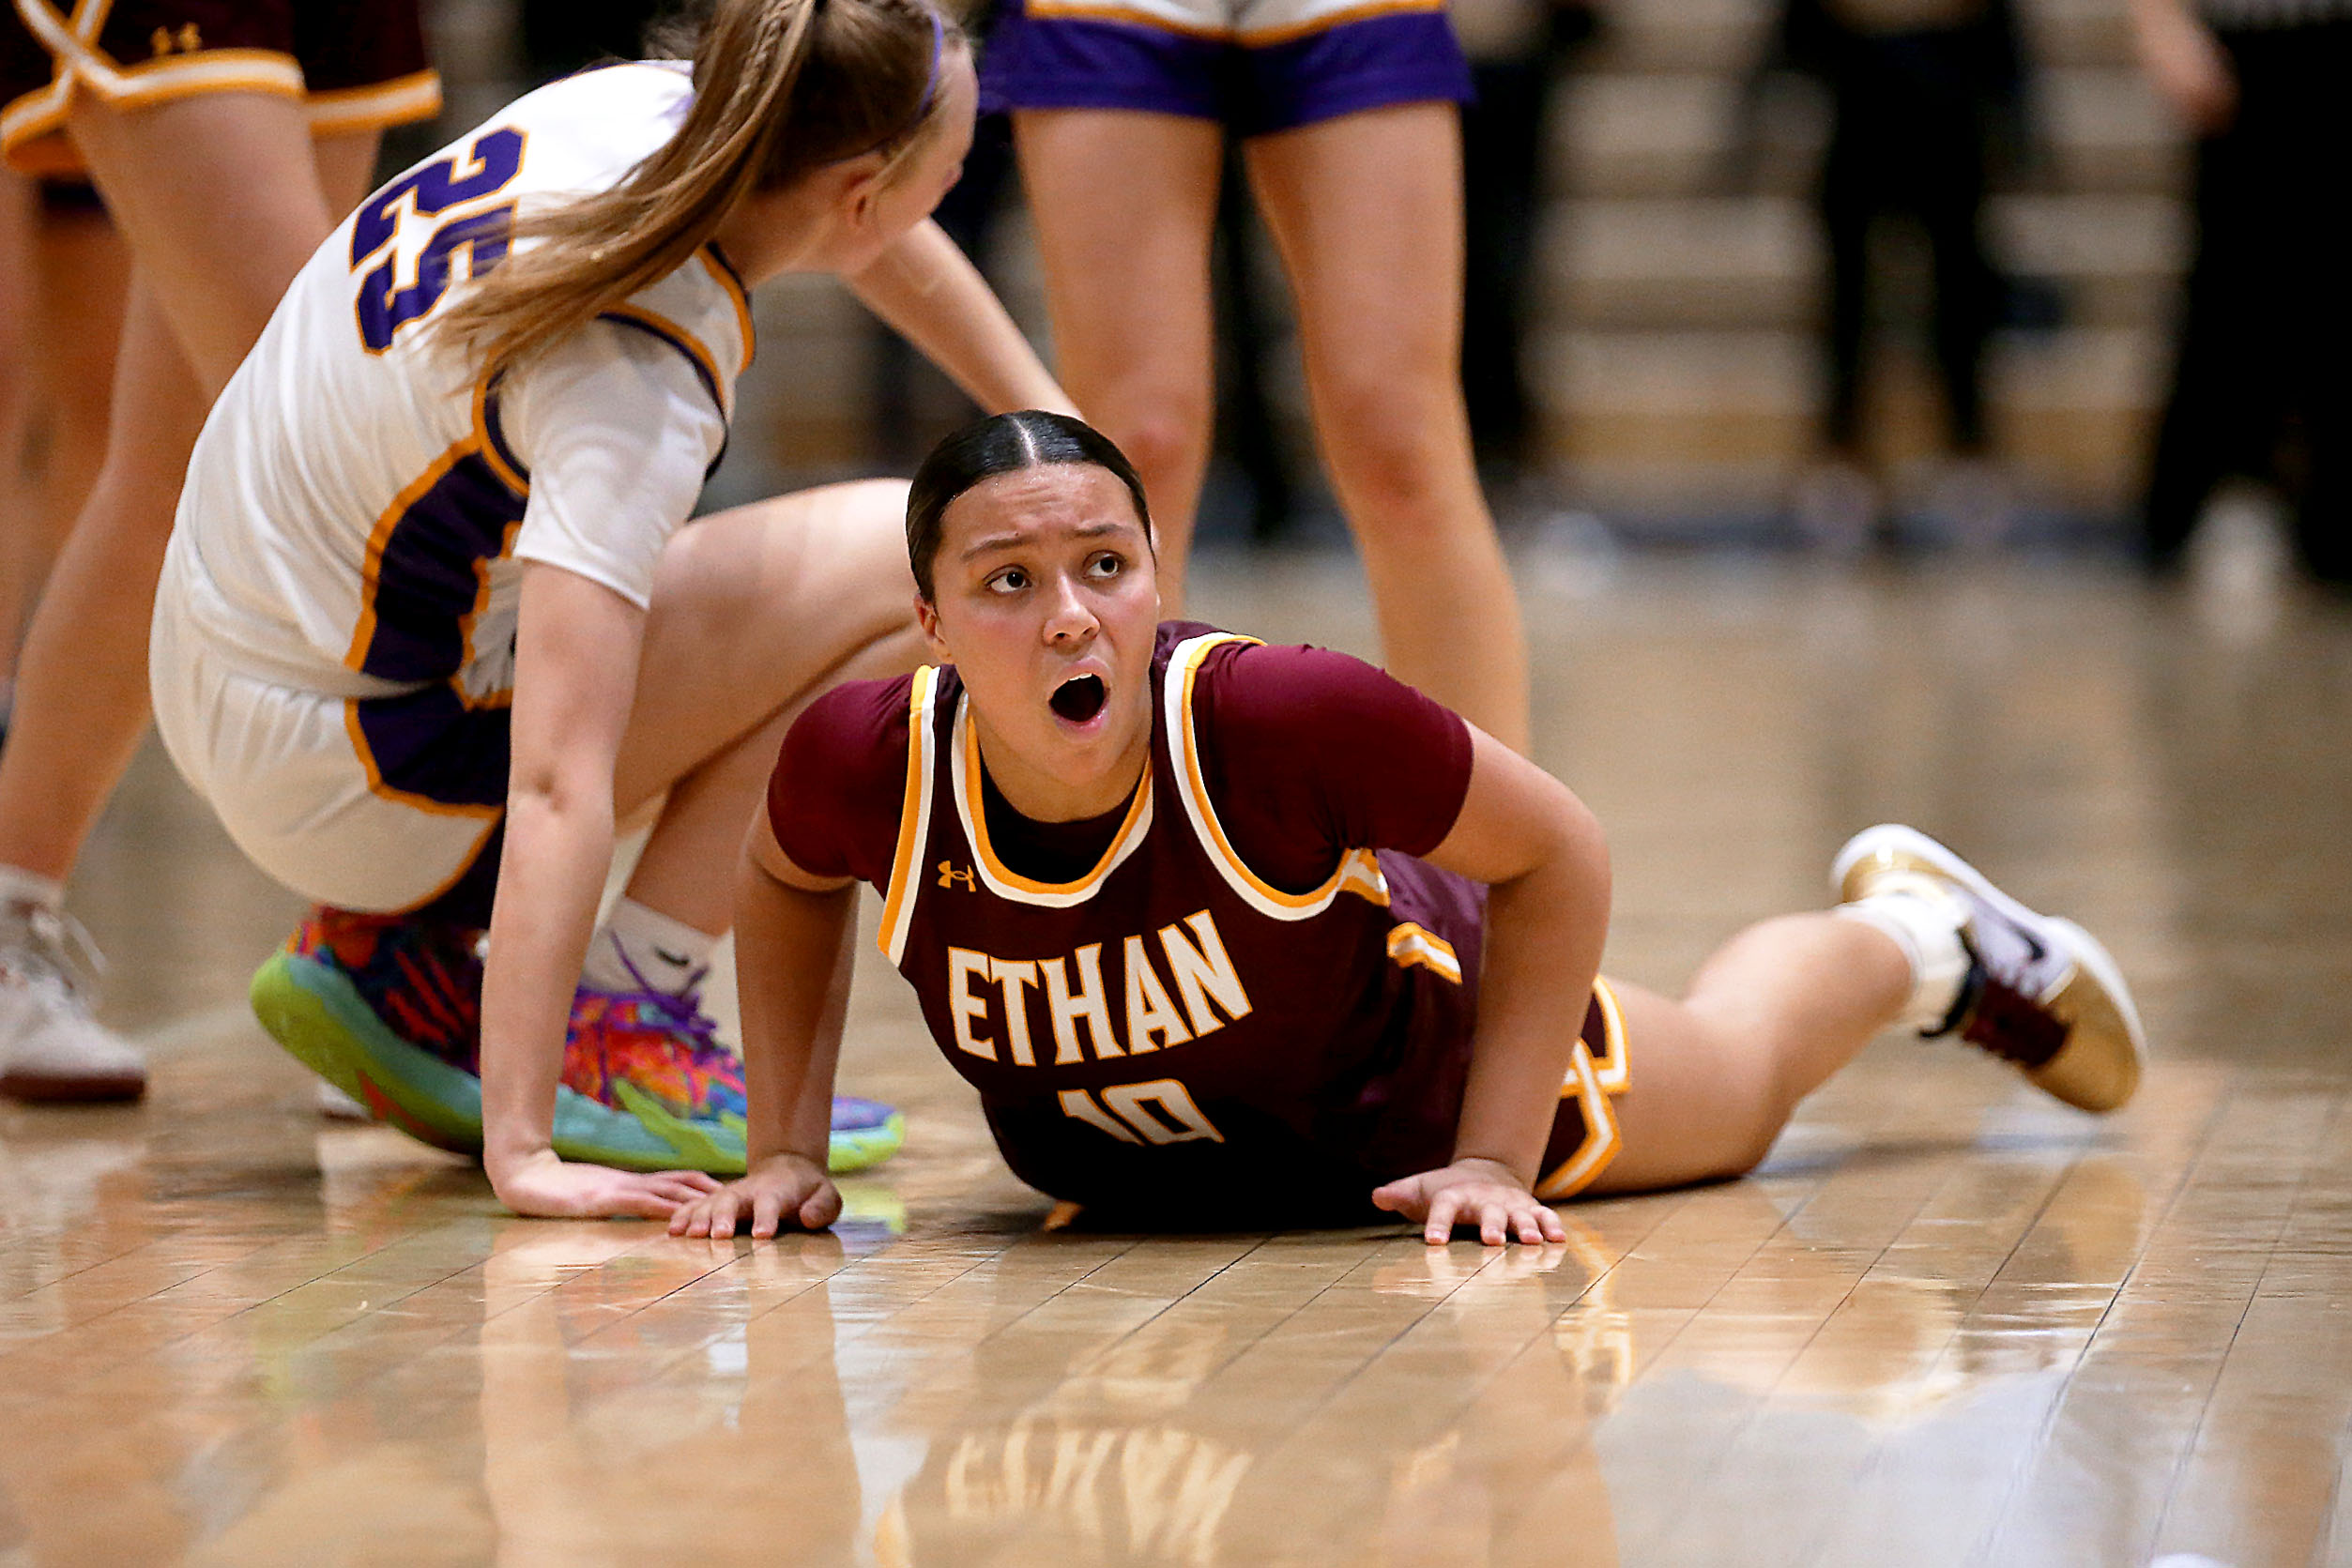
top-left (2, 0), bottom-right (439, 175)
top-left (1535, 979), bottom-right (1633, 1201)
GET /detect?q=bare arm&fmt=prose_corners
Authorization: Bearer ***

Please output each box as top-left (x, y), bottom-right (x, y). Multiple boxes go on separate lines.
top-left (1373, 727), bottom-right (1611, 1243)
top-left (481, 561), bottom-right (720, 1218)
top-left (2130, 0), bottom-right (2237, 132)
top-left (843, 219), bottom-right (1077, 417)
top-left (671, 814), bottom-right (856, 1239)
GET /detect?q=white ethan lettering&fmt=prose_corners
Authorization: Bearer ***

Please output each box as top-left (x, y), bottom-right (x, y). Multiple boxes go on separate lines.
top-left (947, 948), bottom-right (995, 1060)
top-left (1042, 944), bottom-right (1122, 1062)
top-left (1121, 936), bottom-right (1194, 1056)
top-left (1058, 1087), bottom-right (1142, 1143)
top-left (1158, 910), bottom-right (1252, 1038)
top-left (989, 958), bottom-right (1040, 1067)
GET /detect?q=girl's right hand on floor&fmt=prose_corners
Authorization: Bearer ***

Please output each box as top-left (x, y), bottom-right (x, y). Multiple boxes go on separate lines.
top-left (667, 1153), bottom-right (842, 1240)
top-left (490, 1147), bottom-right (722, 1220)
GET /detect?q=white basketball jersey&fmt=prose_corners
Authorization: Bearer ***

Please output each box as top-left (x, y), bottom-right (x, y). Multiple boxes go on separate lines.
top-left (167, 61), bottom-right (755, 704)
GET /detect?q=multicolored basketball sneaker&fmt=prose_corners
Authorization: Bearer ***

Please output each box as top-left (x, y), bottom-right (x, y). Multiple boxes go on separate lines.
top-left (1833, 825), bottom-right (2146, 1112)
top-left (557, 954), bottom-right (906, 1177)
top-left (250, 907), bottom-right (904, 1174)
top-left (250, 907), bottom-right (485, 1151)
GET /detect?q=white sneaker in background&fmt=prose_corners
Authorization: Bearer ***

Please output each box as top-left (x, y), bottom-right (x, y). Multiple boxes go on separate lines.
top-left (0, 900), bottom-right (145, 1103)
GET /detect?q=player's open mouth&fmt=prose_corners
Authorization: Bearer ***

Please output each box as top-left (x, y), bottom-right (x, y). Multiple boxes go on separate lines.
top-left (1050, 673), bottom-right (1107, 725)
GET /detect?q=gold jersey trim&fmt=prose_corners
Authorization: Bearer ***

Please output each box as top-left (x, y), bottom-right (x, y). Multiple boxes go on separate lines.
top-left (1164, 632), bottom-right (1390, 922)
top-left (1385, 921), bottom-right (1462, 983)
top-left (1535, 978), bottom-right (1632, 1200)
top-left (950, 693), bottom-right (1154, 906)
top-left (698, 248), bottom-right (756, 372)
top-left (878, 666), bottom-right (942, 966)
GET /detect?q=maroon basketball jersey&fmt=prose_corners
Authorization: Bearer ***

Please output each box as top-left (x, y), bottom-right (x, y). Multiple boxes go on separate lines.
top-left (874, 627), bottom-right (1518, 1221)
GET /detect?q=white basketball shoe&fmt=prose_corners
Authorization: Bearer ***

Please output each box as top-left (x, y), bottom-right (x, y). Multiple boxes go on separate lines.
top-left (1834, 825), bottom-right (2146, 1113)
top-left (0, 899), bottom-right (145, 1102)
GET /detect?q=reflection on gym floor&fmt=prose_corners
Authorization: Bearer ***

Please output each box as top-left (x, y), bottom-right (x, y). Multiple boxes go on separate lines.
top-left (1, 560), bottom-right (2347, 1566)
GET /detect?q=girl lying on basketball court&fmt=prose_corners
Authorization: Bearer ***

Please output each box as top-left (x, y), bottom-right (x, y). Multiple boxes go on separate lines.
top-left (151, 0), bottom-right (1073, 1219)
top-left (673, 411), bottom-right (2147, 1243)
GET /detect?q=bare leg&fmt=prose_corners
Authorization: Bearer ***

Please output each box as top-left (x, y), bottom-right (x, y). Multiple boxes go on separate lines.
top-left (0, 120), bottom-right (378, 881)
top-left (0, 278), bottom-right (203, 879)
top-left (1013, 110), bottom-right (1223, 611)
top-left (1244, 104), bottom-right (1530, 751)
top-left (65, 96), bottom-right (369, 396)
top-left (25, 196), bottom-right (130, 579)
top-left (0, 172), bottom-right (31, 699)
top-left (1585, 914), bottom-right (1912, 1195)
top-left (612, 480), bottom-right (924, 933)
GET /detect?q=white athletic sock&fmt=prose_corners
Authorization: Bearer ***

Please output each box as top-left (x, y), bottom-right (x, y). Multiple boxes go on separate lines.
top-left (1832, 883), bottom-right (1971, 1034)
top-left (582, 897), bottom-right (717, 997)
top-left (0, 865), bottom-right (66, 913)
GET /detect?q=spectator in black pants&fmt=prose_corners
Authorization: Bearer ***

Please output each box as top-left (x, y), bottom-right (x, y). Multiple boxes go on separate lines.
top-left (1764, 0), bottom-right (2025, 535)
top-left (2134, 0), bottom-right (2352, 585)
top-left (1455, 0), bottom-right (1595, 494)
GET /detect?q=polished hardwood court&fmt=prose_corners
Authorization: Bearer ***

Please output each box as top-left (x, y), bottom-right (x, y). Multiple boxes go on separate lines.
top-left (4, 556), bottom-right (2346, 1566)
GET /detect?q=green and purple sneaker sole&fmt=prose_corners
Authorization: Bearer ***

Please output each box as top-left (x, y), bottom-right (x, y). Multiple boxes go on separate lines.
top-left (250, 950), bottom-right (904, 1177)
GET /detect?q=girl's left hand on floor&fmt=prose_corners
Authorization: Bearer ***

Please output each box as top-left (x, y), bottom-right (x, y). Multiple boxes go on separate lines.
top-left (1371, 1159), bottom-right (1568, 1246)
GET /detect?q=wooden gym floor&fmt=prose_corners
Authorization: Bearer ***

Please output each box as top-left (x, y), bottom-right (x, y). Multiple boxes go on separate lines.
top-left (2, 556), bottom-right (2346, 1566)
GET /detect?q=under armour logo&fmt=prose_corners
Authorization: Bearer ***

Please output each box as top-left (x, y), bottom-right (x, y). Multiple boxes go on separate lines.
top-left (150, 23), bottom-right (201, 55)
top-left (938, 861), bottom-right (977, 891)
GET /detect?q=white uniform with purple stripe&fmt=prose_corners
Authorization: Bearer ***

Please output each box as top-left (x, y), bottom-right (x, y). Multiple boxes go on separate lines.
top-left (150, 60), bottom-right (753, 921)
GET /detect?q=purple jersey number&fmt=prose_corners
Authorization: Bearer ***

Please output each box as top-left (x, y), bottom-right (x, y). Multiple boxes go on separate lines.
top-left (350, 126), bottom-right (527, 354)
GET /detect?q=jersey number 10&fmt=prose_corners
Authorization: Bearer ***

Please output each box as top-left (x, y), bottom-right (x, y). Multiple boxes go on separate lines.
top-left (349, 126), bottom-right (528, 354)
top-left (1059, 1079), bottom-right (1226, 1147)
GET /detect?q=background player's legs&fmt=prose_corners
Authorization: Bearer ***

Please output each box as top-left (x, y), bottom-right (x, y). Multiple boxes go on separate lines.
top-left (0, 110), bottom-right (379, 1097)
top-left (1583, 915), bottom-right (1911, 1195)
top-left (0, 278), bottom-right (204, 884)
top-left (0, 118), bottom-right (379, 882)
top-left (1012, 109), bottom-right (1222, 611)
top-left (21, 189), bottom-right (129, 613)
top-left (0, 172), bottom-right (29, 721)
top-left (62, 97), bottom-right (374, 397)
top-left (612, 480), bottom-right (924, 936)
top-left (1244, 103), bottom-right (1529, 752)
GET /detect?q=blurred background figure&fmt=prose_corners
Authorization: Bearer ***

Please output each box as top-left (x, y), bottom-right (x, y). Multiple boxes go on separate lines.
top-left (2131, 0), bottom-right (2352, 586)
top-left (1758, 0), bottom-right (2031, 551)
top-left (407, 0), bottom-right (2213, 569)
top-left (1456, 0), bottom-right (1598, 515)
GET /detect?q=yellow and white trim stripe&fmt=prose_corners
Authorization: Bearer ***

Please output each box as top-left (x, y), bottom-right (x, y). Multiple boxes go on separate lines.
top-left (308, 69), bottom-right (443, 139)
top-left (1165, 632), bottom-right (1392, 921)
top-left (6, 2), bottom-right (304, 171)
top-left (1385, 921), bottom-right (1461, 983)
top-left (1535, 979), bottom-right (1632, 1200)
top-left (877, 666), bottom-right (943, 967)
top-left (5, 1), bottom-right (439, 174)
top-left (950, 693), bottom-right (1153, 906)
top-left (1588, 973), bottom-right (1629, 1094)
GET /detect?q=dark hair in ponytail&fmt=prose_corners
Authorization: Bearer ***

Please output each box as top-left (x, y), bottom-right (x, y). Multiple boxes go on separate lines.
top-left (906, 411), bottom-right (1153, 600)
top-left (435, 0), bottom-right (957, 383)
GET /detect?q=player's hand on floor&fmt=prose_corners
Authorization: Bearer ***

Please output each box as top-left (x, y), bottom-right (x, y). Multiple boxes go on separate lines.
top-left (491, 1148), bottom-right (721, 1220)
top-left (668, 1153), bottom-right (841, 1240)
top-left (1372, 1159), bottom-right (1568, 1246)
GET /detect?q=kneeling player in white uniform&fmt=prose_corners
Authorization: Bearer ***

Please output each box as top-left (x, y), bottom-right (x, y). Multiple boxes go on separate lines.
top-left (151, 0), bottom-right (1074, 1219)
